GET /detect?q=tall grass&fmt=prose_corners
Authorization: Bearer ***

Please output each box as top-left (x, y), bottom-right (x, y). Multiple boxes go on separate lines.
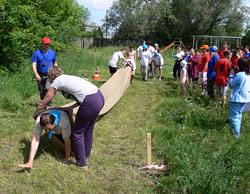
top-left (151, 80), bottom-right (250, 193)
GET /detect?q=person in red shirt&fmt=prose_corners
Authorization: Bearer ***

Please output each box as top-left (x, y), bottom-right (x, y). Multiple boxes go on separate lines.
top-left (231, 47), bottom-right (241, 67)
top-left (199, 45), bottom-right (211, 95)
top-left (218, 42), bottom-right (228, 59)
top-left (213, 50), bottom-right (232, 107)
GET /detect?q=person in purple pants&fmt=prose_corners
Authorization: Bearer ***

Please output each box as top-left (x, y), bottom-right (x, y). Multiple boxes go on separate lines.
top-left (33, 66), bottom-right (104, 167)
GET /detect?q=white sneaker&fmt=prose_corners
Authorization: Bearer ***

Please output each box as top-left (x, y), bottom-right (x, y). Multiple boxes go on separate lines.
top-left (152, 77), bottom-right (156, 80)
top-left (201, 90), bottom-right (205, 96)
top-left (159, 77), bottom-right (161, 81)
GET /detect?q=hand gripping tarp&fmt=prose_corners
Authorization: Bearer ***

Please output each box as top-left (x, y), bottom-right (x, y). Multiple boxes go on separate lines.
top-left (48, 67), bottom-right (132, 154)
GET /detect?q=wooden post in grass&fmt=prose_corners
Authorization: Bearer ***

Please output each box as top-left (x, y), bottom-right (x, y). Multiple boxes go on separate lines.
top-left (147, 133), bottom-right (152, 166)
top-left (94, 45), bottom-right (96, 69)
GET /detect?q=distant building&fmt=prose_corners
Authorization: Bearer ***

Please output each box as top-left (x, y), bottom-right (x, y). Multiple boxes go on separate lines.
top-left (76, 25), bottom-right (104, 49)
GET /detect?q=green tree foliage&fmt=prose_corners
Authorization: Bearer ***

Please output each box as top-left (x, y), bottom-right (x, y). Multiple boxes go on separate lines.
top-left (104, 0), bottom-right (248, 44)
top-left (0, 0), bottom-right (90, 72)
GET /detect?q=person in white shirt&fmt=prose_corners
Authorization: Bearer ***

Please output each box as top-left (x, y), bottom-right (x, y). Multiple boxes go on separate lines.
top-left (173, 46), bottom-right (185, 78)
top-left (152, 50), bottom-right (164, 80)
top-left (32, 66), bottom-right (105, 168)
top-left (140, 44), bottom-right (151, 81)
top-left (18, 110), bottom-right (72, 168)
top-left (108, 48), bottom-right (129, 76)
top-left (147, 41), bottom-right (155, 76)
top-left (137, 40), bottom-right (146, 60)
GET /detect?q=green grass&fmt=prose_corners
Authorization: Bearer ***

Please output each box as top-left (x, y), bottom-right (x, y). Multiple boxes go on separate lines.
top-left (0, 47), bottom-right (249, 193)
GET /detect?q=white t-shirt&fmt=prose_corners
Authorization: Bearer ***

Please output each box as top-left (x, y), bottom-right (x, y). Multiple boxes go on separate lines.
top-left (34, 110), bottom-right (71, 138)
top-left (108, 51), bottom-right (124, 68)
top-left (123, 59), bottom-right (136, 71)
top-left (137, 45), bottom-right (143, 58)
top-left (140, 50), bottom-right (151, 66)
top-left (148, 46), bottom-right (155, 59)
top-left (152, 54), bottom-right (164, 66)
top-left (176, 51), bottom-right (185, 60)
top-left (50, 74), bottom-right (98, 104)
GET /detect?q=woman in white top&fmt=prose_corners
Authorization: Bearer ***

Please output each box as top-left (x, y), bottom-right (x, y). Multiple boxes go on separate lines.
top-left (127, 45), bottom-right (136, 62)
top-left (33, 66), bottom-right (105, 167)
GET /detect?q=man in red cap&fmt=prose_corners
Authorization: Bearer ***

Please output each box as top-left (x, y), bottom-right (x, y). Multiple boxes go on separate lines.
top-left (31, 37), bottom-right (57, 109)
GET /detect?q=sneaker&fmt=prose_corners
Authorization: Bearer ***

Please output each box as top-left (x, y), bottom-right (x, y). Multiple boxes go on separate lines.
top-left (159, 77), bottom-right (161, 81)
top-left (201, 90), bottom-right (205, 96)
top-left (152, 77), bottom-right (156, 80)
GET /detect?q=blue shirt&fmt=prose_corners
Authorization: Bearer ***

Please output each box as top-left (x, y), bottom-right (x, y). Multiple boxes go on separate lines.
top-left (207, 54), bottom-right (219, 79)
top-left (31, 49), bottom-right (56, 74)
top-left (228, 72), bottom-right (250, 103)
top-left (244, 52), bottom-right (250, 58)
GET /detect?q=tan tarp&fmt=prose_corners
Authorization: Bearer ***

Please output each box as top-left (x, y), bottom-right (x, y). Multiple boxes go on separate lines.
top-left (49, 67), bottom-right (132, 153)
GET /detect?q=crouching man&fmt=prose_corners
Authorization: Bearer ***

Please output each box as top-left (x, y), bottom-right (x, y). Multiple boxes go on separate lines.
top-left (18, 110), bottom-right (71, 168)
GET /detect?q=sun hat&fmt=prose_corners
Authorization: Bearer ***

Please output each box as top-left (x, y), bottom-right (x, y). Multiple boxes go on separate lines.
top-left (142, 44), bottom-right (148, 48)
top-left (42, 37), bottom-right (50, 44)
top-left (200, 45), bottom-right (209, 49)
top-left (209, 46), bottom-right (217, 52)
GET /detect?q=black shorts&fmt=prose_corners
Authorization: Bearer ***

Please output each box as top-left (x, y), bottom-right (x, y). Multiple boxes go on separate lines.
top-left (109, 66), bottom-right (118, 74)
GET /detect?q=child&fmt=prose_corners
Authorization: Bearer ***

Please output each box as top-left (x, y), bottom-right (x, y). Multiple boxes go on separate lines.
top-left (173, 46), bottom-right (185, 78)
top-left (123, 59), bottom-right (136, 83)
top-left (180, 60), bottom-right (188, 100)
top-left (199, 45), bottom-right (211, 95)
top-left (213, 51), bottom-right (232, 107)
top-left (207, 46), bottom-right (220, 100)
top-left (228, 57), bottom-right (250, 138)
top-left (140, 44), bottom-right (151, 81)
top-left (190, 49), bottom-right (201, 82)
top-left (127, 45), bottom-right (136, 62)
top-left (152, 50), bottom-right (164, 80)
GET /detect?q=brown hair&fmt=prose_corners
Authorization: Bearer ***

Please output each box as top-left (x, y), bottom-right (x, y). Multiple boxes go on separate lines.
top-left (48, 66), bottom-right (64, 83)
top-left (40, 113), bottom-right (55, 127)
top-left (238, 57), bottom-right (250, 75)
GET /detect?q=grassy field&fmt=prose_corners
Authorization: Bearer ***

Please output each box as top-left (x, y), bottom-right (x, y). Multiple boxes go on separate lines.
top-left (0, 47), bottom-right (249, 193)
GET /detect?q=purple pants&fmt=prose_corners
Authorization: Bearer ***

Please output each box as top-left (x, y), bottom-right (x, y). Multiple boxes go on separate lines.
top-left (73, 90), bottom-right (104, 166)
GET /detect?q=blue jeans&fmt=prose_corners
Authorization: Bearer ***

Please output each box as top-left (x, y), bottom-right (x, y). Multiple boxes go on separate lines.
top-left (229, 102), bottom-right (246, 138)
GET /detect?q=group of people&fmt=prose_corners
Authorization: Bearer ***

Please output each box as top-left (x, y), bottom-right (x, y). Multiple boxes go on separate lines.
top-left (18, 37), bottom-right (104, 169)
top-left (108, 40), bottom-right (164, 82)
top-left (176, 42), bottom-right (250, 138)
top-left (18, 38), bottom-right (249, 169)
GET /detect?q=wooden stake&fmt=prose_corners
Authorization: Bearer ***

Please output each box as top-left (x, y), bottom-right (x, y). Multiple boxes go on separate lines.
top-left (147, 133), bottom-right (152, 166)
top-left (94, 45), bottom-right (96, 69)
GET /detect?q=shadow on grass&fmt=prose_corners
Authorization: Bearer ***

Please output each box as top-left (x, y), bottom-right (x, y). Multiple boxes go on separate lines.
top-left (18, 134), bottom-right (63, 164)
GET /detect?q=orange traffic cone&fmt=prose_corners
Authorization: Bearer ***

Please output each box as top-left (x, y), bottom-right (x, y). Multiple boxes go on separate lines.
top-left (93, 67), bottom-right (101, 80)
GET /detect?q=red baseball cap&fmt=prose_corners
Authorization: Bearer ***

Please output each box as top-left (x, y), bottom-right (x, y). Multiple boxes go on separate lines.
top-left (42, 37), bottom-right (50, 44)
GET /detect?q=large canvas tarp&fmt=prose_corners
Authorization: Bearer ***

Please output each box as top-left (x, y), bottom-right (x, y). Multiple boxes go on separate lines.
top-left (49, 67), bottom-right (132, 153)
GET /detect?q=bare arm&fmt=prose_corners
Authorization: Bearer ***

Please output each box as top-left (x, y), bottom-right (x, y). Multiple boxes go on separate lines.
top-left (61, 137), bottom-right (71, 164)
top-left (18, 133), bottom-right (41, 168)
top-left (32, 62), bottom-right (41, 81)
top-left (33, 87), bottom-right (56, 119)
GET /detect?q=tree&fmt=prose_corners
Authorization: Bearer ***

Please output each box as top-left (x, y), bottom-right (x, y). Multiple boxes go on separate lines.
top-left (103, 0), bottom-right (248, 44)
top-left (0, 0), bottom-right (90, 72)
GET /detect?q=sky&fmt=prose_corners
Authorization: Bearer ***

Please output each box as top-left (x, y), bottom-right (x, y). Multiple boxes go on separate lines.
top-left (77, 0), bottom-right (250, 27)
